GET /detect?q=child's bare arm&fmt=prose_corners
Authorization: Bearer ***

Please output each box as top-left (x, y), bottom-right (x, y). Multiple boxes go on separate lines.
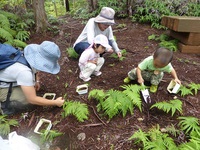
top-left (170, 68), bottom-right (181, 84)
top-left (136, 67), bottom-right (144, 84)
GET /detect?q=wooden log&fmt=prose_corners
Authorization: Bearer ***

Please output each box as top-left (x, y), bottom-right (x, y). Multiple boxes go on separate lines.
top-left (161, 16), bottom-right (200, 32)
top-left (178, 42), bottom-right (200, 53)
top-left (170, 31), bottom-right (200, 46)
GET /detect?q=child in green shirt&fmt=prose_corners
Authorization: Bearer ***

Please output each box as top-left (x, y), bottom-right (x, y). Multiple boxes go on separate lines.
top-left (124, 47), bottom-right (181, 93)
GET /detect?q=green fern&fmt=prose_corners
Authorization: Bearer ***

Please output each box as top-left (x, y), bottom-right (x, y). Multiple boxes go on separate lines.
top-left (179, 85), bottom-right (193, 97)
top-left (88, 89), bottom-right (105, 112)
top-left (15, 30), bottom-right (30, 41)
top-left (121, 84), bottom-right (143, 112)
top-left (165, 124), bottom-right (180, 137)
top-left (129, 129), bottom-right (149, 146)
top-left (188, 82), bottom-right (200, 95)
top-left (102, 89), bottom-right (134, 119)
top-left (62, 100), bottom-right (89, 122)
top-left (178, 116), bottom-right (200, 134)
top-left (40, 129), bottom-right (63, 144)
top-left (0, 115), bottom-right (18, 136)
top-left (150, 99), bottom-right (182, 116)
top-left (129, 125), bottom-right (178, 150)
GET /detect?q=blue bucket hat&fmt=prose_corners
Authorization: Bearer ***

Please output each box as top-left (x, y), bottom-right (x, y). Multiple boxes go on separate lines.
top-left (24, 41), bottom-right (61, 74)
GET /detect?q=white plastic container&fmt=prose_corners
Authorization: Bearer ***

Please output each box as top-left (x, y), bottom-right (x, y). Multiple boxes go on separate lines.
top-left (43, 93), bottom-right (56, 100)
top-left (34, 118), bottom-right (52, 135)
top-left (167, 80), bottom-right (181, 94)
top-left (76, 84), bottom-right (88, 95)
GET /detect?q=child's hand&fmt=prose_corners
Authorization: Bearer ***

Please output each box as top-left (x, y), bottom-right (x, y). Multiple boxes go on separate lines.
top-left (88, 59), bottom-right (97, 64)
top-left (174, 79), bottom-right (181, 85)
top-left (138, 77), bottom-right (144, 84)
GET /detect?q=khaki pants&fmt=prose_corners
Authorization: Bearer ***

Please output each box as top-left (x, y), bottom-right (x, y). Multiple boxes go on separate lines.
top-left (0, 86), bottom-right (28, 114)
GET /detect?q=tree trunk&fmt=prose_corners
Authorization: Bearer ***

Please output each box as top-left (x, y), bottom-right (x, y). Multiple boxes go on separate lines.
top-left (65, 0), bottom-right (70, 12)
top-left (87, 0), bottom-right (97, 12)
top-left (32, 0), bottom-right (48, 33)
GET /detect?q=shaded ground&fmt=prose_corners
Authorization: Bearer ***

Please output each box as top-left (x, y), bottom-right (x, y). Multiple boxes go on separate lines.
top-left (10, 16), bottom-right (200, 150)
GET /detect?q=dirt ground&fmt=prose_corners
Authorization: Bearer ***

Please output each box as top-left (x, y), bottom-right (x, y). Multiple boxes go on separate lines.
top-left (9, 16), bottom-right (200, 150)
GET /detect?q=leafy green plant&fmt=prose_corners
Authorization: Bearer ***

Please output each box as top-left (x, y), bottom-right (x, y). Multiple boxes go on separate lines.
top-left (179, 85), bottom-right (194, 97)
top-left (150, 99), bottom-right (182, 116)
top-left (62, 100), bottom-right (89, 122)
top-left (178, 116), bottom-right (200, 135)
top-left (159, 40), bottom-right (178, 51)
top-left (89, 84), bottom-right (143, 119)
top-left (0, 115), bottom-right (18, 136)
top-left (129, 118), bottom-right (200, 150)
top-left (40, 129), bottom-right (63, 144)
top-left (66, 47), bottom-right (79, 59)
top-left (129, 125), bottom-right (178, 150)
top-left (109, 49), bottom-right (127, 61)
top-left (0, 10), bottom-right (28, 48)
top-left (188, 83), bottom-right (200, 95)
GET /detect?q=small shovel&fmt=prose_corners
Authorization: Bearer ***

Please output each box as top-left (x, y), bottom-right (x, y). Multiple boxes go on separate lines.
top-left (141, 83), bottom-right (151, 103)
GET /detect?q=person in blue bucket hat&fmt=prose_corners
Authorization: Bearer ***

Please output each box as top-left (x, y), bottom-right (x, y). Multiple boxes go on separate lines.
top-left (0, 41), bottom-right (65, 115)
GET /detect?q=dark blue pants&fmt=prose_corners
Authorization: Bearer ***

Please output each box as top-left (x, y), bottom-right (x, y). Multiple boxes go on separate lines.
top-left (74, 41), bottom-right (112, 55)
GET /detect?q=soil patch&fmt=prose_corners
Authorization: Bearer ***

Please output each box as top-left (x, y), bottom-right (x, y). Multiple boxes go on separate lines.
top-left (9, 16), bottom-right (200, 150)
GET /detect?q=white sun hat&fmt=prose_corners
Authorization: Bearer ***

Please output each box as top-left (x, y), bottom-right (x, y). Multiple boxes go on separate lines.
top-left (94, 7), bottom-right (116, 25)
top-left (94, 34), bottom-right (112, 49)
top-left (24, 41), bottom-right (61, 74)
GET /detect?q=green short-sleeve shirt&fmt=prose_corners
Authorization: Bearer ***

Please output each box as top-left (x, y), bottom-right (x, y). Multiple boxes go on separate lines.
top-left (138, 56), bottom-right (173, 73)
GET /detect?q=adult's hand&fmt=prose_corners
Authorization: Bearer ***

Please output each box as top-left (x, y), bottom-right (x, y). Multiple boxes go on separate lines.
top-left (55, 97), bottom-right (65, 107)
top-left (117, 51), bottom-right (122, 58)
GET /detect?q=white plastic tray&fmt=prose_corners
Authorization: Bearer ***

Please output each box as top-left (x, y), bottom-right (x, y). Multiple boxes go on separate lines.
top-left (34, 118), bottom-right (52, 135)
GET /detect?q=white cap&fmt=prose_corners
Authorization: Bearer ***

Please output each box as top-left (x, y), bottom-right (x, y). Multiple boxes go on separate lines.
top-left (94, 34), bottom-right (112, 49)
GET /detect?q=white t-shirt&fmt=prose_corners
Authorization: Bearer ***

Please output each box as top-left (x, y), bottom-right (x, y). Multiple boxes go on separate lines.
top-left (0, 62), bottom-right (35, 88)
top-left (73, 18), bottom-right (120, 53)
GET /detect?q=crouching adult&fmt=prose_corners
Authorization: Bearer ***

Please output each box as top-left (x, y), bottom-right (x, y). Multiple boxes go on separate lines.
top-left (0, 41), bottom-right (65, 115)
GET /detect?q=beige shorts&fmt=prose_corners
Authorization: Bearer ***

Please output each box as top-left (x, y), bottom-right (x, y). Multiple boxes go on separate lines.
top-left (0, 86), bottom-right (28, 104)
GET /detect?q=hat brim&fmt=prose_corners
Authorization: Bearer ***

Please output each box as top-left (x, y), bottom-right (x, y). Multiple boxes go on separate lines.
top-left (24, 44), bottom-right (60, 74)
top-left (94, 15), bottom-right (116, 25)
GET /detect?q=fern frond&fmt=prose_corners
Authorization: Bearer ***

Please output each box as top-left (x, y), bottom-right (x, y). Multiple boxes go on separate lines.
top-left (188, 82), bottom-right (200, 95)
top-left (88, 89), bottom-right (105, 112)
top-left (12, 39), bottom-right (27, 48)
top-left (0, 27), bottom-right (13, 41)
top-left (178, 116), bottom-right (200, 134)
top-left (0, 115), bottom-right (18, 136)
top-left (179, 86), bottom-right (193, 97)
top-left (165, 124), bottom-right (180, 137)
top-left (0, 14), bottom-right (10, 28)
top-left (62, 100), bottom-right (89, 122)
top-left (102, 89), bottom-right (120, 119)
top-left (150, 99), bottom-right (182, 116)
top-left (15, 30), bottom-right (30, 41)
top-left (0, 10), bottom-right (18, 21)
top-left (121, 84), bottom-right (143, 112)
top-left (41, 130), bottom-right (63, 144)
top-left (129, 129), bottom-right (149, 147)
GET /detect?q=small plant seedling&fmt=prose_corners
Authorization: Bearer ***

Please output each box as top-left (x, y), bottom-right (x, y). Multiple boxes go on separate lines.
top-left (66, 47), bottom-right (79, 59)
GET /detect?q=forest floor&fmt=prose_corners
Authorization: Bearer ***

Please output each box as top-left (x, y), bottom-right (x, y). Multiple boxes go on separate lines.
top-left (9, 15), bottom-right (200, 150)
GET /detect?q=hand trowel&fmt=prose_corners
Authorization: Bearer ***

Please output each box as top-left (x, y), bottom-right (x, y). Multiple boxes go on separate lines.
top-left (141, 83), bottom-right (151, 103)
